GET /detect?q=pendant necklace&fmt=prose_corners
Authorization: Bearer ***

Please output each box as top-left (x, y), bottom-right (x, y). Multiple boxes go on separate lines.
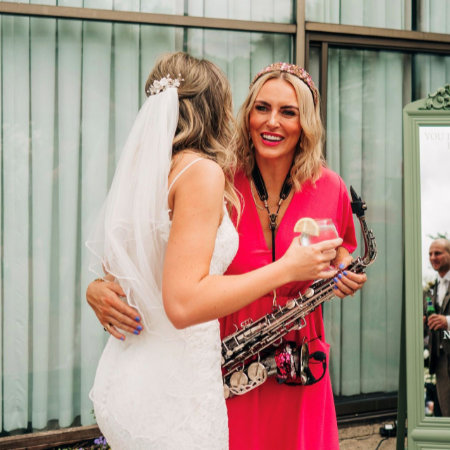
top-left (251, 163), bottom-right (292, 262)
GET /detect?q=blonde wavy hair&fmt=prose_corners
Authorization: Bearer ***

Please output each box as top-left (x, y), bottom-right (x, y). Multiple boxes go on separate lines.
top-left (145, 52), bottom-right (240, 214)
top-left (235, 70), bottom-right (325, 191)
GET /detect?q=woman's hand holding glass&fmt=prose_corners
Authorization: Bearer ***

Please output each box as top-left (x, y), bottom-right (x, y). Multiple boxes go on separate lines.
top-left (282, 236), bottom-right (343, 281)
top-left (294, 218), bottom-right (367, 296)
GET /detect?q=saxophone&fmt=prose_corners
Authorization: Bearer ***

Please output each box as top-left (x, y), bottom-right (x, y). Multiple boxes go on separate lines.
top-left (222, 187), bottom-right (377, 398)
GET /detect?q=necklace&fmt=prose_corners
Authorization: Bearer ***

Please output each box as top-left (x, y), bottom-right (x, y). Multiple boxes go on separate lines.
top-left (251, 163), bottom-right (292, 262)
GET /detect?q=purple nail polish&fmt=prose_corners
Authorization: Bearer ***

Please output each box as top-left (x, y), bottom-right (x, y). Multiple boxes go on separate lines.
top-left (133, 330), bottom-right (139, 335)
top-left (343, 271), bottom-right (348, 276)
top-left (333, 285), bottom-right (338, 290)
top-left (137, 325), bottom-right (143, 331)
top-left (338, 273), bottom-right (342, 279)
top-left (135, 316), bottom-right (140, 322)
top-left (120, 337), bottom-right (124, 341)
top-left (333, 277), bottom-right (338, 283)
top-left (339, 263), bottom-right (345, 269)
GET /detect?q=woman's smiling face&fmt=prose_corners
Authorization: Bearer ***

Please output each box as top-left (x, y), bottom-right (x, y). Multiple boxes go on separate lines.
top-left (249, 78), bottom-right (301, 164)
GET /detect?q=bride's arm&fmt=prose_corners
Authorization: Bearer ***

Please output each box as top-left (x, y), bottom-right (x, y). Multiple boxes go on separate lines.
top-left (163, 158), bottom-right (342, 329)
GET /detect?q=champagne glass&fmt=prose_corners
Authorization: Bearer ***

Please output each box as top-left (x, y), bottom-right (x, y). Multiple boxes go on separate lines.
top-left (297, 218), bottom-right (339, 246)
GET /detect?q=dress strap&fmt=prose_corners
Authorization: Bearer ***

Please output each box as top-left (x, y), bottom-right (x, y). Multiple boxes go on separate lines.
top-left (168, 157), bottom-right (204, 195)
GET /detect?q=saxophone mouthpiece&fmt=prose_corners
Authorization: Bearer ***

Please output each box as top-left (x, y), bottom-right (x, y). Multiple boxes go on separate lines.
top-left (350, 186), bottom-right (367, 218)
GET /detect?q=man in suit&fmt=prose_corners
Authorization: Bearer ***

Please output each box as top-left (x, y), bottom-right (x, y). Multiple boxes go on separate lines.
top-left (427, 238), bottom-right (450, 416)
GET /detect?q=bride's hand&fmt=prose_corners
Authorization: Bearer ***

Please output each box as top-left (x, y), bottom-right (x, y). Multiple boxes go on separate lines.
top-left (282, 237), bottom-right (343, 282)
top-left (86, 280), bottom-right (143, 340)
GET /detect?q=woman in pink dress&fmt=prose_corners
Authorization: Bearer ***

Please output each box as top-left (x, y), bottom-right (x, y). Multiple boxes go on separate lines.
top-left (86, 62), bottom-right (367, 449)
top-left (220, 62), bottom-right (366, 450)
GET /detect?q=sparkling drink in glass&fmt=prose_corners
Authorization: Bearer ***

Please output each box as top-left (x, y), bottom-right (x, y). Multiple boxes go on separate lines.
top-left (299, 218), bottom-right (339, 246)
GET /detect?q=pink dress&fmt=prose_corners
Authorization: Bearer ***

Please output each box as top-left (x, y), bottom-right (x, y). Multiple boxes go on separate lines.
top-left (220, 167), bottom-right (357, 450)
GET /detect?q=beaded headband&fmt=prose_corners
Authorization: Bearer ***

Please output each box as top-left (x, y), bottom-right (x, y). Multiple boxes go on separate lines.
top-left (250, 62), bottom-right (318, 105)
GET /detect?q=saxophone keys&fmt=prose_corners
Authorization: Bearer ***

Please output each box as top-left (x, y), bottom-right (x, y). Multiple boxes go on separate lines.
top-left (295, 317), bottom-right (307, 330)
top-left (286, 299), bottom-right (296, 309)
top-left (240, 318), bottom-right (253, 328)
top-left (247, 362), bottom-right (268, 382)
top-left (304, 288), bottom-right (314, 298)
top-left (229, 370), bottom-right (248, 388)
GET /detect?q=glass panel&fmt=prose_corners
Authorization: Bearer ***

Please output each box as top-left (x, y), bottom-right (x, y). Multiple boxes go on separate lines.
top-left (187, 30), bottom-right (292, 109)
top-left (413, 54), bottom-right (450, 101)
top-left (307, 45), bottom-right (320, 86)
top-left (323, 48), bottom-right (409, 397)
top-left (0, 13), bottom-right (292, 436)
top-left (417, 0), bottom-right (450, 33)
top-left (306, 0), bottom-right (408, 30)
top-left (0, 0), bottom-right (185, 14)
top-left (187, 0), bottom-right (294, 23)
top-left (0, 0), bottom-right (294, 23)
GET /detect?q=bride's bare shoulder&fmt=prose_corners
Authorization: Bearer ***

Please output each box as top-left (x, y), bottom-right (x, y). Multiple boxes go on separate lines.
top-left (169, 150), bottom-right (223, 188)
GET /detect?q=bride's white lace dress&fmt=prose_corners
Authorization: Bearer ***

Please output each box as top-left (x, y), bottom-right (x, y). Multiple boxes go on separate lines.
top-left (90, 210), bottom-right (238, 450)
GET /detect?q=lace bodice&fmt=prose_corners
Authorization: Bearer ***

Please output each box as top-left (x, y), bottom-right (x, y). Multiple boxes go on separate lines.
top-left (209, 207), bottom-right (238, 275)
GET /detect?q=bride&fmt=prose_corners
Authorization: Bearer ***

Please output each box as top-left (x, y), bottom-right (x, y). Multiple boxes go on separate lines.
top-left (87, 52), bottom-right (342, 449)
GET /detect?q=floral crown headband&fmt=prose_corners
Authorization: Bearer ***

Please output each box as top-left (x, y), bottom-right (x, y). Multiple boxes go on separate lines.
top-left (146, 73), bottom-right (183, 96)
top-left (251, 62), bottom-right (318, 105)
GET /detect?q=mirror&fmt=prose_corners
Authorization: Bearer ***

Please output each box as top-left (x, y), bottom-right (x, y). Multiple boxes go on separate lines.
top-left (419, 126), bottom-right (450, 419)
top-left (403, 85), bottom-right (450, 449)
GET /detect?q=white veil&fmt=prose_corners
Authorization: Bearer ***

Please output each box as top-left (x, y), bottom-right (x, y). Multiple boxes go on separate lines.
top-left (86, 87), bottom-right (179, 330)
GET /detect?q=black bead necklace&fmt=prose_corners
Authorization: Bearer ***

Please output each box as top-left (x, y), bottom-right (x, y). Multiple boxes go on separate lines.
top-left (251, 163), bottom-right (292, 262)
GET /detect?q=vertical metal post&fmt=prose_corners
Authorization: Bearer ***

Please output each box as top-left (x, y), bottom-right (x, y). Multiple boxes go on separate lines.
top-left (411, 0), bottom-right (418, 31)
top-left (319, 41), bottom-right (328, 156)
top-left (396, 289), bottom-right (407, 450)
top-left (295, 0), bottom-right (305, 67)
top-left (304, 33), bottom-right (310, 70)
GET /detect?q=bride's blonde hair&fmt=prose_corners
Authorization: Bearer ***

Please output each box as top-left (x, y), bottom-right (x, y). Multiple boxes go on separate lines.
top-left (146, 52), bottom-right (240, 215)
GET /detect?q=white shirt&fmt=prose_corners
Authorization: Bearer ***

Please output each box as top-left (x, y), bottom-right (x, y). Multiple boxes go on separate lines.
top-left (437, 271), bottom-right (450, 330)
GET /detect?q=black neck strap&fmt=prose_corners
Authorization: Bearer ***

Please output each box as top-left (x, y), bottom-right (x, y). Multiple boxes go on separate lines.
top-left (251, 163), bottom-right (292, 261)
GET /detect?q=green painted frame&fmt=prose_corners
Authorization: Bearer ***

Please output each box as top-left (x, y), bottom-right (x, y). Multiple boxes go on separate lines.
top-left (403, 85), bottom-right (450, 449)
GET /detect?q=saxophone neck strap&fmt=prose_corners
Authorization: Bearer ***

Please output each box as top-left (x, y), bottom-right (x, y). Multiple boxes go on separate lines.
top-left (251, 164), bottom-right (292, 202)
top-left (251, 163), bottom-right (292, 262)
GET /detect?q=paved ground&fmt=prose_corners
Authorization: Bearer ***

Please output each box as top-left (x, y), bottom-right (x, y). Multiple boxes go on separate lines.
top-left (339, 419), bottom-right (402, 450)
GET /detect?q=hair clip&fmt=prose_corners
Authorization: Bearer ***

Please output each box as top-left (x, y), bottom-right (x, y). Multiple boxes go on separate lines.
top-left (146, 73), bottom-right (183, 96)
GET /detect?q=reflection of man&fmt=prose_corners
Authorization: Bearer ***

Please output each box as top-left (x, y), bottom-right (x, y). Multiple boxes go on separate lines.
top-left (426, 238), bottom-right (450, 416)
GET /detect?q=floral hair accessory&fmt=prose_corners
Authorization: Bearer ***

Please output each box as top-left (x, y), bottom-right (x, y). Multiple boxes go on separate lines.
top-left (146, 73), bottom-right (183, 96)
top-left (251, 62), bottom-right (318, 105)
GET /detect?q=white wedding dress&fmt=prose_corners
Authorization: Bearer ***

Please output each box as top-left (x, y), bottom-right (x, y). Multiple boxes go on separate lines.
top-left (90, 206), bottom-right (238, 450)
